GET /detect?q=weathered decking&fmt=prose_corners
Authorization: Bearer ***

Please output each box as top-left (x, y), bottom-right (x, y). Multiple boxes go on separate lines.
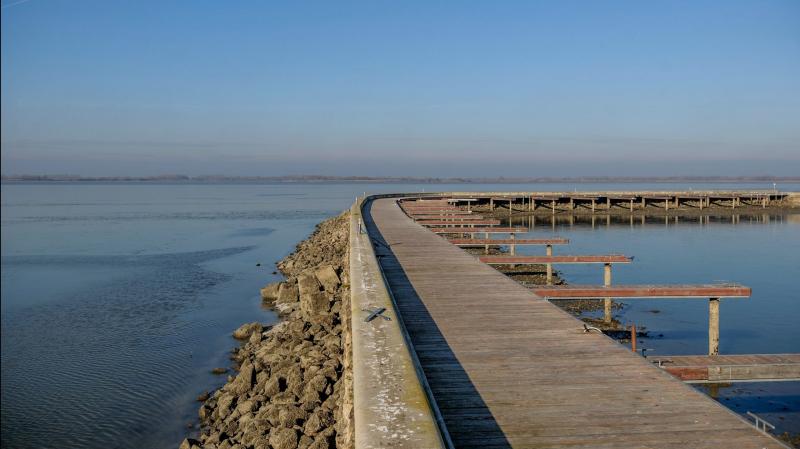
top-left (650, 354), bottom-right (800, 383)
top-left (364, 197), bottom-right (787, 449)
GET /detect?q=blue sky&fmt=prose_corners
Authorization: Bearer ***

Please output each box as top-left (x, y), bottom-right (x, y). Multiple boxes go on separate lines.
top-left (1, 0), bottom-right (798, 176)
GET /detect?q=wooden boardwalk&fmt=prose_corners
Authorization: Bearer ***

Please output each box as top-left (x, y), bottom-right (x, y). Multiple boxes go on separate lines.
top-left (364, 198), bottom-right (787, 449)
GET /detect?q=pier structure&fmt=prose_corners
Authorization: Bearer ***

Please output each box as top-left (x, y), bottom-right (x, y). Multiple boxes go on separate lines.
top-left (348, 193), bottom-right (794, 449)
top-left (448, 190), bottom-right (790, 213)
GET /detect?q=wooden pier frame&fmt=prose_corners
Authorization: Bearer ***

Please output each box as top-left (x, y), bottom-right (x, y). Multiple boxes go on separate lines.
top-left (530, 284), bottom-right (751, 356)
top-left (651, 354), bottom-right (800, 383)
top-left (360, 196), bottom-right (787, 449)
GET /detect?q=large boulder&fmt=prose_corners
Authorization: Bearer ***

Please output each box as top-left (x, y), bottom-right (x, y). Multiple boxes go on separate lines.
top-left (232, 322), bottom-right (263, 340)
top-left (301, 291), bottom-right (330, 320)
top-left (231, 361), bottom-right (255, 395)
top-left (269, 427), bottom-right (298, 449)
top-left (276, 282), bottom-right (299, 305)
top-left (314, 265), bottom-right (340, 292)
top-left (297, 273), bottom-right (321, 297)
top-left (260, 282), bottom-right (282, 301)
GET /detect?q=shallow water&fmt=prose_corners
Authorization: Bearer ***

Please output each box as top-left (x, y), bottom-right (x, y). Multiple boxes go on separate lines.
top-left (1, 182), bottom-right (798, 447)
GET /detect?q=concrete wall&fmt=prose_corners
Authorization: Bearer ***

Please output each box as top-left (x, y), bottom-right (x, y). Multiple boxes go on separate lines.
top-left (349, 197), bottom-right (448, 449)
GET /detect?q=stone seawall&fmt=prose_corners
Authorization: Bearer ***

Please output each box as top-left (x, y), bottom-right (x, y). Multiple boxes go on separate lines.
top-left (181, 211), bottom-right (354, 449)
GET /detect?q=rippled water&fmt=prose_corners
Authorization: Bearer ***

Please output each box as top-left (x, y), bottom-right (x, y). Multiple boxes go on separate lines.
top-left (1, 182), bottom-right (798, 448)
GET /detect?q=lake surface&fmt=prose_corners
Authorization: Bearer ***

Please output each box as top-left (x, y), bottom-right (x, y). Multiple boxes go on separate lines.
top-left (1, 182), bottom-right (798, 448)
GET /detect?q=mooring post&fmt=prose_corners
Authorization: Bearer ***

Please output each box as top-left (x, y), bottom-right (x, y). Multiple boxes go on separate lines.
top-left (490, 197), bottom-right (494, 211)
top-left (551, 199), bottom-right (556, 215)
top-left (603, 263), bottom-right (612, 324)
top-left (642, 197), bottom-right (646, 209)
top-left (607, 197), bottom-right (611, 210)
top-left (546, 244), bottom-right (553, 285)
top-left (629, 199), bottom-right (634, 212)
top-left (484, 231), bottom-right (489, 254)
top-left (510, 232), bottom-right (516, 255)
top-left (709, 297), bottom-right (720, 356)
top-left (591, 199), bottom-right (596, 213)
top-left (631, 324), bottom-right (637, 352)
top-left (530, 198), bottom-right (535, 211)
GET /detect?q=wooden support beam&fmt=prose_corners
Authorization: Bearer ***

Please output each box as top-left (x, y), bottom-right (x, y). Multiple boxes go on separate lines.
top-left (429, 227), bottom-right (527, 234)
top-left (480, 255), bottom-right (631, 264)
top-left (652, 354), bottom-right (800, 382)
top-left (709, 298), bottom-right (720, 356)
top-left (529, 285), bottom-right (751, 298)
top-left (604, 263), bottom-right (612, 324)
top-left (447, 238), bottom-right (569, 246)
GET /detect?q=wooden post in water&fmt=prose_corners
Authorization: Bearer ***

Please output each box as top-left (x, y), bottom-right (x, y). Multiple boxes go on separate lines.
top-left (603, 263), bottom-right (612, 324)
top-left (510, 233), bottom-right (516, 255)
top-left (484, 232), bottom-right (489, 254)
top-left (546, 244), bottom-right (553, 285)
top-left (631, 324), bottom-right (637, 352)
top-left (629, 199), bottom-right (634, 212)
top-left (709, 297), bottom-right (720, 356)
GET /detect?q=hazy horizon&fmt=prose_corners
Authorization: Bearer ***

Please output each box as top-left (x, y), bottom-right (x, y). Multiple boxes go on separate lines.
top-left (2, 1), bottom-right (799, 177)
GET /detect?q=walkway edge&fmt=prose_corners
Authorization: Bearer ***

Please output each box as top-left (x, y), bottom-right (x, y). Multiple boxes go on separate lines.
top-left (349, 196), bottom-right (448, 449)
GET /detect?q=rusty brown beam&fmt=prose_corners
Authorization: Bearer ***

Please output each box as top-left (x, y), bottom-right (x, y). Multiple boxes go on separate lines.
top-left (448, 238), bottom-right (569, 246)
top-left (480, 255), bottom-right (631, 264)
top-left (429, 227), bottom-right (527, 234)
top-left (652, 354), bottom-right (800, 382)
top-left (409, 214), bottom-right (484, 219)
top-left (418, 219), bottom-right (500, 226)
top-left (529, 284), bottom-right (751, 298)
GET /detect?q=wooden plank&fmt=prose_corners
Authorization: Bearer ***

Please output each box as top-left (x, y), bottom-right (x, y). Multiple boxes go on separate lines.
top-left (448, 238), bottom-right (570, 246)
top-left (531, 284), bottom-right (752, 298)
top-left (363, 197), bottom-right (786, 449)
top-left (429, 227), bottom-right (527, 234)
top-left (418, 220), bottom-right (501, 226)
top-left (653, 354), bottom-right (800, 382)
top-left (480, 255), bottom-right (632, 264)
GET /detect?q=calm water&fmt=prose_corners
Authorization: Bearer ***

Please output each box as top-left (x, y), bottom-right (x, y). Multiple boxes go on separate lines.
top-left (1, 182), bottom-right (799, 448)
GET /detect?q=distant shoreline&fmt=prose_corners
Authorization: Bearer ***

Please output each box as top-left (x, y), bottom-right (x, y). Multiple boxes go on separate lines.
top-left (2, 175), bottom-right (799, 184)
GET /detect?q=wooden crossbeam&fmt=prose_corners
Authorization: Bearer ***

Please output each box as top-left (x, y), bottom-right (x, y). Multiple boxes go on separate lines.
top-left (418, 220), bottom-right (500, 226)
top-left (429, 227), bottom-right (527, 234)
top-left (529, 284), bottom-right (751, 298)
top-left (480, 255), bottom-right (631, 264)
top-left (448, 238), bottom-right (569, 246)
top-left (409, 214), bottom-right (484, 219)
top-left (652, 354), bottom-right (800, 382)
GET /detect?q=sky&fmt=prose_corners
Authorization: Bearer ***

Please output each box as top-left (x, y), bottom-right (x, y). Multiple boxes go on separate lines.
top-left (1, 0), bottom-right (799, 177)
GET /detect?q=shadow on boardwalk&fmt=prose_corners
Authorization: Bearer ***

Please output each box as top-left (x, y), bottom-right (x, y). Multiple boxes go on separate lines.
top-left (363, 202), bottom-right (512, 449)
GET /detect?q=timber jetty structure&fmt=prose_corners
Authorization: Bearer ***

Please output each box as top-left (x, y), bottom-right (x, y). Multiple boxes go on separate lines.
top-left (443, 190), bottom-right (793, 213)
top-left (348, 192), bottom-right (797, 449)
